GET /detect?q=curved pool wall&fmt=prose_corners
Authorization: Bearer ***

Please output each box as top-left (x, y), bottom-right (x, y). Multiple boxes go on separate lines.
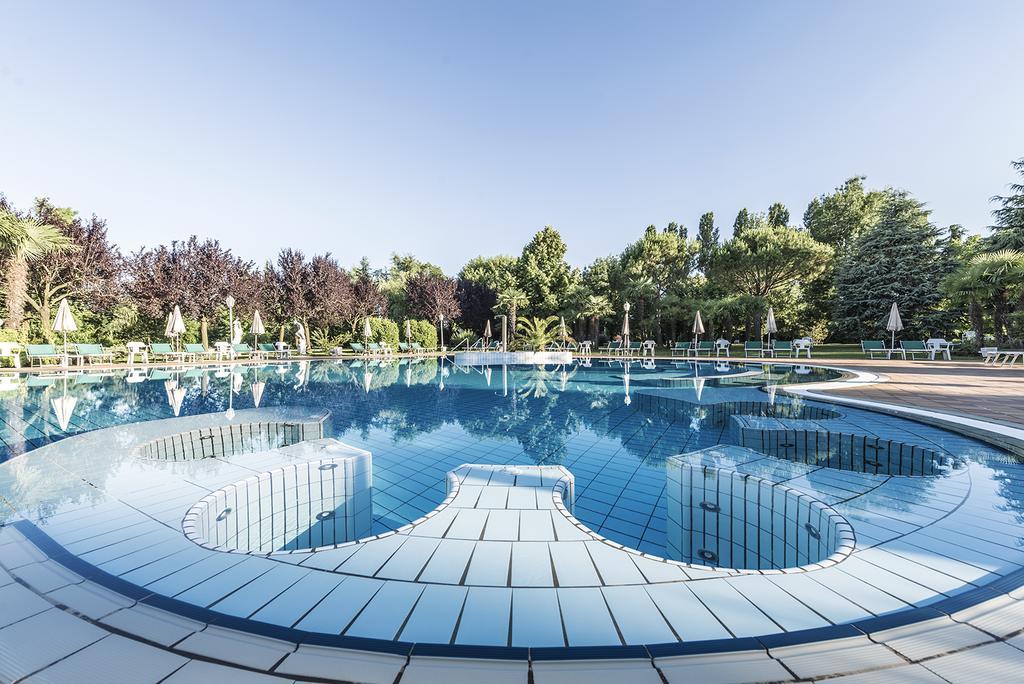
top-left (3, 358), bottom-right (1024, 662)
top-left (665, 453), bottom-right (854, 570)
top-left (184, 439), bottom-right (373, 553)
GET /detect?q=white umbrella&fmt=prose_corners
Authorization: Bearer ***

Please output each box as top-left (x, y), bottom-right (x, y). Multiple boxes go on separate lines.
top-left (885, 302), bottom-right (903, 350)
top-left (164, 311), bottom-right (174, 338)
top-left (622, 303), bottom-right (631, 348)
top-left (52, 298), bottom-right (78, 366)
top-left (559, 317), bottom-right (567, 347)
top-left (50, 375), bottom-right (77, 431)
top-left (766, 307), bottom-right (778, 348)
top-left (251, 310), bottom-right (265, 348)
top-left (483, 320), bottom-right (491, 341)
top-left (692, 310), bottom-right (705, 348)
top-left (363, 317), bottom-right (373, 341)
top-left (405, 319), bottom-right (413, 342)
top-left (169, 306), bottom-right (186, 351)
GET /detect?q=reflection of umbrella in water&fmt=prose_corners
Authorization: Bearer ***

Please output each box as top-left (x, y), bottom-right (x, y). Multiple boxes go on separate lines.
top-left (50, 374), bottom-right (78, 431)
top-left (622, 361), bottom-right (631, 405)
top-left (362, 366), bottom-right (374, 393)
top-left (251, 368), bottom-right (265, 408)
top-left (767, 383), bottom-right (777, 405)
top-left (164, 380), bottom-right (186, 416)
top-left (483, 366), bottom-right (492, 387)
top-left (693, 375), bottom-right (705, 402)
top-left (405, 365), bottom-right (412, 387)
top-left (294, 360), bottom-right (309, 389)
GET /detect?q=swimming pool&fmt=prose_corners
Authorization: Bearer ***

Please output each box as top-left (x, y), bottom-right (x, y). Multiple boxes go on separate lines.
top-left (0, 358), bottom-right (1009, 563)
top-left (2, 357), bottom-right (1023, 662)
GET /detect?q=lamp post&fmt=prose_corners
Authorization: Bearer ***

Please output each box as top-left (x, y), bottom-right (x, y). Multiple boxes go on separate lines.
top-left (225, 295), bottom-right (235, 343)
top-left (439, 315), bottom-right (445, 351)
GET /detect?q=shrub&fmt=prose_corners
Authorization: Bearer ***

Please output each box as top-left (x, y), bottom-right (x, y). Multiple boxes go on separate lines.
top-left (365, 317), bottom-right (399, 348)
top-left (404, 319), bottom-right (438, 349)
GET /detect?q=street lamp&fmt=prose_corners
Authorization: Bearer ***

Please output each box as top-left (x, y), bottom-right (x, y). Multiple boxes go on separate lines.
top-left (439, 315), bottom-right (445, 351)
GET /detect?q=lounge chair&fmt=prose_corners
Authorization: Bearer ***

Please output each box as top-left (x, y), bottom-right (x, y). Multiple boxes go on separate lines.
top-left (600, 341), bottom-right (622, 356)
top-left (861, 340), bottom-right (890, 359)
top-left (693, 340), bottom-right (715, 357)
top-left (487, 340), bottom-right (501, 351)
top-left (349, 342), bottom-right (367, 356)
top-left (899, 340), bottom-right (931, 360)
top-left (410, 342), bottom-right (425, 354)
top-left (257, 342), bottom-right (289, 359)
top-left (670, 341), bottom-right (691, 357)
top-left (184, 343), bottom-right (216, 361)
top-left (625, 341), bottom-right (642, 357)
top-left (149, 343), bottom-right (188, 363)
top-left (769, 340), bottom-right (793, 358)
top-left (743, 341), bottom-right (763, 357)
top-left (985, 349), bottom-right (1024, 367)
top-left (26, 344), bottom-right (65, 367)
top-left (367, 342), bottom-right (383, 356)
top-left (398, 342), bottom-right (411, 353)
top-left (232, 343), bottom-right (256, 359)
top-left (74, 343), bottom-right (115, 364)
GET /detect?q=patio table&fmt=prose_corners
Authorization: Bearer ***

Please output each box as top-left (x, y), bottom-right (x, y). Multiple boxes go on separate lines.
top-left (0, 342), bottom-right (22, 368)
top-left (925, 338), bottom-right (956, 360)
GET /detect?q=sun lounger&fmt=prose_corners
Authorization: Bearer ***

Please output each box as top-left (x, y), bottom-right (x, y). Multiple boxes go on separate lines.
top-left (670, 341), bottom-right (691, 357)
top-left (26, 344), bottom-right (65, 367)
top-left (232, 343), bottom-right (255, 359)
top-left (743, 341), bottom-right (762, 357)
top-left (600, 341), bottom-right (622, 356)
top-left (861, 340), bottom-right (891, 359)
top-left (986, 349), bottom-right (1024, 367)
top-left (73, 343), bottom-right (115, 364)
top-left (769, 340), bottom-right (793, 358)
top-left (693, 341), bottom-right (715, 357)
top-left (149, 343), bottom-right (188, 363)
top-left (349, 342), bottom-right (368, 356)
top-left (899, 340), bottom-right (931, 360)
top-left (184, 343), bottom-right (216, 361)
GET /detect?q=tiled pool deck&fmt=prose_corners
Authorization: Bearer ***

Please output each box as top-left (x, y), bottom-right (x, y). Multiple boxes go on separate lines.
top-left (2, 360), bottom-right (1024, 682)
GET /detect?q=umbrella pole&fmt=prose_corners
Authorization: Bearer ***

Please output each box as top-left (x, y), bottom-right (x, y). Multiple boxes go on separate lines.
top-left (63, 330), bottom-right (68, 367)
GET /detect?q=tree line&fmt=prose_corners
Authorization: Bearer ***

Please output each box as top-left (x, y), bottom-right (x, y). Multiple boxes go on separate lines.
top-left (2, 158), bottom-right (1022, 350)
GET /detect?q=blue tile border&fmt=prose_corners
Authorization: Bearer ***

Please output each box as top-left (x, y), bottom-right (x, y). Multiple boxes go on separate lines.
top-left (10, 518), bottom-right (1024, 662)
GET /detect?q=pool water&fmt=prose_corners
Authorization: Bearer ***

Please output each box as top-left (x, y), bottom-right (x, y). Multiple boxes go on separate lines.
top-left (0, 358), bottom-right (1012, 562)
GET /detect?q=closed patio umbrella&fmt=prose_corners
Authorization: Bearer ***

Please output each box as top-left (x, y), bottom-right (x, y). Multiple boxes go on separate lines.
top-left (692, 310), bottom-right (705, 348)
top-left (251, 310), bottom-right (265, 349)
top-left (885, 302), bottom-right (903, 350)
top-left (766, 307), bottom-right (778, 348)
top-left (405, 319), bottom-right (413, 343)
top-left (559, 317), bottom-right (567, 347)
top-left (483, 320), bottom-right (491, 344)
top-left (622, 303), bottom-right (631, 348)
top-left (169, 306), bottom-right (186, 352)
top-left (363, 317), bottom-right (373, 342)
top-left (52, 298), bottom-right (78, 366)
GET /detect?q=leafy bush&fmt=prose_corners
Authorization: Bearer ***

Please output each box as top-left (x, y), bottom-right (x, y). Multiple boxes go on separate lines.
top-left (365, 317), bottom-right (399, 348)
top-left (448, 324), bottom-right (475, 349)
top-left (404, 319), bottom-right (438, 349)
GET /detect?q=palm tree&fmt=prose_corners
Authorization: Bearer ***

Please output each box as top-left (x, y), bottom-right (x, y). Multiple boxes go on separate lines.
top-left (944, 250), bottom-right (1024, 344)
top-left (580, 294), bottom-right (613, 342)
top-left (516, 315), bottom-right (559, 350)
top-left (494, 288), bottom-right (528, 345)
top-left (0, 205), bottom-right (73, 330)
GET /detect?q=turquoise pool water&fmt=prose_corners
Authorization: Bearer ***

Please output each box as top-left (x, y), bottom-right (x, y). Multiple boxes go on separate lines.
top-left (0, 358), bottom-right (1012, 561)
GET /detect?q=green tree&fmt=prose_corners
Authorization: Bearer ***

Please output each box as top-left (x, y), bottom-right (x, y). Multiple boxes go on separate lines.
top-left (516, 315), bottom-right (559, 350)
top-left (944, 249), bottom-right (1024, 344)
top-left (732, 208), bottom-right (753, 237)
top-left (833, 190), bottom-right (953, 341)
top-left (988, 158), bottom-right (1024, 251)
top-left (493, 287), bottom-right (529, 343)
top-left (619, 224), bottom-right (696, 342)
top-left (459, 255), bottom-right (518, 292)
top-left (515, 226), bottom-right (579, 317)
top-left (767, 202), bottom-right (790, 228)
top-left (0, 199), bottom-right (74, 330)
top-left (712, 225), bottom-right (832, 336)
top-left (579, 294), bottom-right (614, 341)
top-left (696, 211), bottom-right (719, 275)
top-left (381, 253), bottom-right (445, 320)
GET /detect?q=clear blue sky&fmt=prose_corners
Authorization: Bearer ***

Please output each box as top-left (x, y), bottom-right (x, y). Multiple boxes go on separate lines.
top-left (2, 1), bottom-right (1022, 273)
